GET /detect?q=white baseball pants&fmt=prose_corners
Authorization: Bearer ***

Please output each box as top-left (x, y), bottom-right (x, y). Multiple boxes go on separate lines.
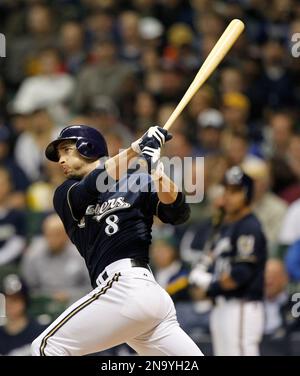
top-left (210, 297), bottom-right (264, 356)
top-left (31, 258), bottom-right (203, 356)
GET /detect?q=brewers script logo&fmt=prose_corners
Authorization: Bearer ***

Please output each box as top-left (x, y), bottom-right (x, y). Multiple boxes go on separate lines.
top-left (85, 197), bottom-right (131, 222)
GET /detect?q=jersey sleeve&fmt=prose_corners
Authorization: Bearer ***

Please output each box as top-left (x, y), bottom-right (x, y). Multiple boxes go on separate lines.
top-left (157, 192), bottom-right (190, 225)
top-left (53, 179), bottom-right (79, 232)
top-left (141, 173), bottom-right (190, 225)
top-left (148, 189), bottom-right (190, 225)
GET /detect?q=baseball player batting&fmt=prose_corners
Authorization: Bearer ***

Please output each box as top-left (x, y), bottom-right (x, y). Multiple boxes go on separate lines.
top-left (31, 124), bottom-right (203, 356)
top-left (190, 166), bottom-right (267, 355)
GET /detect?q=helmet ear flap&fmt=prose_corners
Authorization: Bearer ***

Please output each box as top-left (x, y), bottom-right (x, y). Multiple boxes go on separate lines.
top-left (76, 138), bottom-right (106, 159)
top-left (76, 138), bottom-right (97, 159)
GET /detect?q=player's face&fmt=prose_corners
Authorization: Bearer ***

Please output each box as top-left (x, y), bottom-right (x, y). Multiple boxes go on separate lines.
top-left (223, 185), bottom-right (247, 215)
top-left (57, 141), bottom-right (89, 179)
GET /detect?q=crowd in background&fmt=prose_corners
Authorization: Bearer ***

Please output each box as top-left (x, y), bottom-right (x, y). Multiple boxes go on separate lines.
top-left (0, 0), bottom-right (300, 355)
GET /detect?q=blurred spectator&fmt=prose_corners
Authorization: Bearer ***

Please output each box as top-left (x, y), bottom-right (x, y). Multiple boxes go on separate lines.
top-left (186, 85), bottom-right (215, 125)
top-left (26, 160), bottom-right (65, 213)
top-left (59, 21), bottom-right (87, 76)
top-left (21, 214), bottom-right (90, 305)
top-left (195, 108), bottom-right (224, 156)
top-left (118, 11), bottom-right (141, 68)
top-left (0, 274), bottom-right (46, 356)
top-left (195, 11), bottom-right (225, 41)
top-left (134, 91), bottom-right (158, 132)
top-left (139, 46), bottom-right (160, 76)
top-left (104, 131), bottom-right (124, 157)
top-left (269, 156), bottom-right (300, 203)
top-left (156, 0), bottom-right (193, 29)
top-left (7, 4), bottom-right (57, 86)
top-left (0, 127), bottom-right (29, 209)
top-left (12, 47), bottom-right (75, 121)
top-left (14, 108), bottom-right (60, 182)
top-left (263, 111), bottom-right (295, 159)
top-left (150, 237), bottom-right (190, 303)
top-left (157, 103), bottom-right (186, 134)
top-left (279, 198), bottom-right (300, 258)
top-left (185, 85), bottom-right (215, 142)
top-left (254, 40), bottom-right (296, 111)
top-left (143, 69), bottom-right (162, 97)
top-left (264, 259), bottom-right (289, 336)
top-left (85, 9), bottom-right (115, 45)
top-left (165, 23), bottom-right (198, 71)
top-left (86, 95), bottom-right (133, 145)
top-left (0, 167), bottom-right (26, 267)
top-left (156, 63), bottom-right (186, 104)
top-left (242, 159), bottom-right (287, 255)
top-left (219, 67), bottom-right (245, 95)
top-left (132, 0), bottom-right (161, 18)
top-left (72, 38), bottom-right (135, 113)
top-left (164, 131), bottom-right (193, 159)
top-left (139, 17), bottom-right (164, 49)
top-left (287, 132), bottom-right (300, 179)
top-left (261, 259), bottom-right (299, 355)
top-left (224, 131), bottom-right (261, 167)
top-left (274, 132), bottom-right (300, 203)
top-left (222, 92), bottom-right (250, 134)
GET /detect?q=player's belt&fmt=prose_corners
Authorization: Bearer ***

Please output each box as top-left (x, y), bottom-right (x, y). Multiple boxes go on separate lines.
top-left (99, 258), bottom-right (152, 283)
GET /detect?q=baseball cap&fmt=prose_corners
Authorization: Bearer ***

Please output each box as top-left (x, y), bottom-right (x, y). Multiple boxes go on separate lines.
top-left (139, 17), bottom-right (164, 40)
top-left (88, 95), bottom-right (120, 118)
top-left (197, 108), bottom-right (224, 129)
top-left (1, 274), bottom-right (29, 301)
top-left (167, 23), bottom-right (193, 48)
top-left (222, 92), bottom-right (250, 110)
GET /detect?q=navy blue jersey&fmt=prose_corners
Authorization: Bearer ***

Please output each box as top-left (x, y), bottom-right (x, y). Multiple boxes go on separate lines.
top-left (207, 213), bottom-right (267, 301)
top-left (53, 167), bottom-right (190, 288)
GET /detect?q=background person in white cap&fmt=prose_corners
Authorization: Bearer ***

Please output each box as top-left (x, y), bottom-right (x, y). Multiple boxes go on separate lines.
top-left (195, 108), bottom-right (225, 156)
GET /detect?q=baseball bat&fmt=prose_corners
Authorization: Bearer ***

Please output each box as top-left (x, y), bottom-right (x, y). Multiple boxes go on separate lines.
top-left (163, 19), bottom-right (245, 131)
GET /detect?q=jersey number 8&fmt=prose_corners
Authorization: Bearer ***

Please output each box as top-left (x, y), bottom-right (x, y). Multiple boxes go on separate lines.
top-left (105, 215), bottom-right (119, 236)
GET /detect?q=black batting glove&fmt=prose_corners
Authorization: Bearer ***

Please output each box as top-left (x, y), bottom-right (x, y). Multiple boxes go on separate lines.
top-left (131, 126), bottom-right (172, 154)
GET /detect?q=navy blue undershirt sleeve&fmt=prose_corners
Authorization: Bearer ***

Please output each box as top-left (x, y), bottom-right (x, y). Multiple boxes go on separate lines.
top-left (155, 191), bottom-right (191, 225)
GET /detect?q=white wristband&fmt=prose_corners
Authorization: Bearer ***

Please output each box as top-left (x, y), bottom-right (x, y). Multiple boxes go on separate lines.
top-left (131, 138), bottom-right (142, 153)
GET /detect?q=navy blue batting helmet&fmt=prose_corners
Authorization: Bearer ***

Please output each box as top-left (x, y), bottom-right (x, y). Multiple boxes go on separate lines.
top-left (45, 125), bottom-right (108, 162)
top-left (224, 166), bottom-right (254, 204)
